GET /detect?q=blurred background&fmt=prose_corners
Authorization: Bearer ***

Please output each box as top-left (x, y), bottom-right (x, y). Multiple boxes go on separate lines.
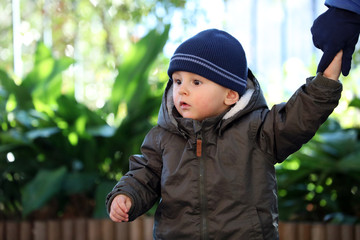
top-left (0, 0), bottom-right (359, 229)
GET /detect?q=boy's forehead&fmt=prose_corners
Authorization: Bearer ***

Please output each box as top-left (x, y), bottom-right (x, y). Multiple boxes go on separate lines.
top-left (172, 71), bottom-right (208, 80)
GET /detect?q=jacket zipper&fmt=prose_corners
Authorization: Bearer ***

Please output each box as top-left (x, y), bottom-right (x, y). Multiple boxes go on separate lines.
top-left (196, 134), bottom-right (202, 157)
top-left (197, 133), bottom-right (208, 240)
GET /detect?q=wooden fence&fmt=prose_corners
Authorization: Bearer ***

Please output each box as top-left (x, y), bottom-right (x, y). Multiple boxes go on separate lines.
top-left (0, 217), bottom-right (154, 240)
top-left (1, 217), bottom-right (360, 240)
top-left (279, 222), bottom-right (360, 240)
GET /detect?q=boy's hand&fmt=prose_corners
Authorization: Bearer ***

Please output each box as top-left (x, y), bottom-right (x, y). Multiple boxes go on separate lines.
top-left (323, 50), bottom-right (343, 81)
top-left (109, 194), bottom-right (132, 222)
top-left (311, 7), bottom-right (360, 76)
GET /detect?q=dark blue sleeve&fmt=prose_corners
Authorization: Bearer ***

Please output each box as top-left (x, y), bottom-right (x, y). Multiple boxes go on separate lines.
top-left (325, 0), bottom-right (360, 14)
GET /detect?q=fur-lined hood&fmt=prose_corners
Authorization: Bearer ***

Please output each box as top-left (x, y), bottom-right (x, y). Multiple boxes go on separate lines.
top-left (157, 69), bottom-right (268, 136)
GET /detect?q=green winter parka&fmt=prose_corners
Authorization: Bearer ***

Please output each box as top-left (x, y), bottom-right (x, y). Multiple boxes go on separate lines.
top-left (106, 70), bottom-right (342, 239)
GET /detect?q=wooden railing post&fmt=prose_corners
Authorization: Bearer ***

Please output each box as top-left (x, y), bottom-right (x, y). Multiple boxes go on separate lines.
top-left (355, 224), bottom-right (360, 240)
top-left (129, 217), bottom-right (144, 240)
top-left (33, 221), bottom-right (47, 240)
top-left (74, 218), bottom-right (87, 240)
top-left (279, 222), bottom-right (297, 240)
top-left (298, 222), bottom-right (311, 240)
top-left (101, 218), bottom-right (115, 240)
top-left (20, 221), bottom-right (31, 240)
top-left (342, 224), bottom-right (355, 240)
top-left (88, 219), bottom-right (101, 240)
top-left (48, 220), bottom-right (61, 240)
top-left (6, 221), bottom-right (19, 240)
top-left (114, 220), bottom-right (129, 240)
top-left (0, 221), bottom-right (4, 240)
top-left (311, 223), bottom-right (326, 240)
top-left (61, 218), bottom-right (74, 240)
top-left (143, 216), bottom-right (154, 240)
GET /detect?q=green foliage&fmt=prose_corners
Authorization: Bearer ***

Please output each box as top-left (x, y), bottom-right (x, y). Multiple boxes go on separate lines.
top-left (109, 25), bottom-right (170, 113)
top-left (22, 43), bottom-right (75, 106)
top-left (106, 26), bottom-right (170, 171)
top-left (0, 0), bottom-right (201, 106)
top-left (0, 25), bottom-right (170, 219)
top-left (22, 167), bottom-right (67, 217)
top-left (93, 181), bottom-right (117, 218)
top-left (277, 118), bottom-right (360, 223)
top-left (349, 97), bottom-right (360, 109)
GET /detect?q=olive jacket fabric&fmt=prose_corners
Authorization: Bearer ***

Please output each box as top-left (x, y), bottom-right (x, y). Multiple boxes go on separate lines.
top-left (106, 71), bottom-right (342, 239)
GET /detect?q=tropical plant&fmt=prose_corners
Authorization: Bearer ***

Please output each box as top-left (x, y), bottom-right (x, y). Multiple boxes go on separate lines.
top-left (0, 25), bottom-right (170, 220)
top-left (1, 0), bottom-right (205, 107)
top-left (276, 112), bottom-right (360, 223)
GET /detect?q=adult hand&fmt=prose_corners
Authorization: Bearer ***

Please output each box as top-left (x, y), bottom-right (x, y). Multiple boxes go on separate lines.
top-left (311, 7), bottom-right (360, 76)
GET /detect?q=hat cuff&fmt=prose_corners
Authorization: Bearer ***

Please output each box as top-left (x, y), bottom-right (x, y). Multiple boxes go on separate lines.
top-left (168, 55), bottom-right (247, 95)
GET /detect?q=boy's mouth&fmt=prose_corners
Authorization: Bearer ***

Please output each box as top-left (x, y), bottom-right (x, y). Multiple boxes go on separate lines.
top-left (180, 101), bottom-right (190, 108)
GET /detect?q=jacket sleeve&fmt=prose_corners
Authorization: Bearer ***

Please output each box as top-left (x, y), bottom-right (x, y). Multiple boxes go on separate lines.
top-left (259, 73), bottom-right (342, 163)
top-left (105, 127), bottom-right (163, 221)
top-left (325, 0), bottom-right (360, 14)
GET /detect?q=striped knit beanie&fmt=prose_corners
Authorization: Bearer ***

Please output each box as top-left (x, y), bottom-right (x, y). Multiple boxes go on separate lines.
top-left (167, 29), bottom-right (248, 96)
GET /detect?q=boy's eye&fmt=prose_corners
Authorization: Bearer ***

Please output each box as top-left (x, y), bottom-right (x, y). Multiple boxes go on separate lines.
top-left (174, 79), bottom-right (181, 85)
top-left (193, 80), bottom-right (202, 85)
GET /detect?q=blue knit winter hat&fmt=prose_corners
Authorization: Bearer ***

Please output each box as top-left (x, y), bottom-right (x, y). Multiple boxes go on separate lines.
top-left (168, 29), bottom-right (248, 96)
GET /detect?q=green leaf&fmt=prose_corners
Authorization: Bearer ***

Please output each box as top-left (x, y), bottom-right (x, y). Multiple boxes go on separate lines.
top-left (22, 166), bottom-right (67, 217)
top-left (22, 42), bottom-right (74, 105)
top-left (56, 95), bottom-right (106, 126)
top-left (87, 125), bottom-right (115, 137)
top-left (317, 130), bottom-right (358, 157)
top-left (338, 151), bottom-right (360, 172)
top-left (276, 168), bottom-right (313, 187)
top-left (0, 69), bottom-right (34, 110)
top-left (109, 25), bottom-right (170, 114)
top-left (93, 180), bottom-right (117, 218)
top-left (26, 127), bottom-right (60, 140)
top-left (62, 172), bottom-right (97, 195)
top-left (349, 97), bottom-right (360, 109)
top-left (0, 129), bottom-right (30, 145)
top-left (0, 143), bottom-right (24, 153)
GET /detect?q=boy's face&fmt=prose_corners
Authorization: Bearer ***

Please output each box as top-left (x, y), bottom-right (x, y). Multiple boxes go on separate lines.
top-left (172, 71), bottom-right (236, 121)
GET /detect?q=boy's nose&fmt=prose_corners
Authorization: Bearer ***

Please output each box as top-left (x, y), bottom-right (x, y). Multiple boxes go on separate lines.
top-left (178, 83), bottom-right (189, 95)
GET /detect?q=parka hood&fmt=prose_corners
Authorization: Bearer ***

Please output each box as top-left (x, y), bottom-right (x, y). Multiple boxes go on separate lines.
top-left (157, 69), bottom-right (268, 135)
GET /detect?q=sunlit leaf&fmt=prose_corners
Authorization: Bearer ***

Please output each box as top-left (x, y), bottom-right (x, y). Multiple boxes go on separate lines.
top-left (109, 25), bottom-right (170, 114)
top-left (87, 125), bottom-right (116, 137)
top-left (0, 69), bottom-right (33, 110)
top-left (349, 97), bottom-right (360, 109)
top-left (22, 43), bottom-right (74, 105)
top-left (26, 127), bottom-right (60, 140)
top-left (22, 166), bottom-right (67, 217)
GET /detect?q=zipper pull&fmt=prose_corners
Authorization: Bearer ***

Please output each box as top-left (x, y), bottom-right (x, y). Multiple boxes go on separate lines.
top-left (196, 134), bottom-right (202, 157)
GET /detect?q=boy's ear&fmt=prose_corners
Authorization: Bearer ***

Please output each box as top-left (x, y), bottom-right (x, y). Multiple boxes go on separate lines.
top-left (224, 90), bottom-right (239, 106)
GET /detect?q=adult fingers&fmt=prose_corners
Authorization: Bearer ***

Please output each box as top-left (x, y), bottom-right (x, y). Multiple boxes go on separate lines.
top-left (341, 35), bottom-right (359, 76)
